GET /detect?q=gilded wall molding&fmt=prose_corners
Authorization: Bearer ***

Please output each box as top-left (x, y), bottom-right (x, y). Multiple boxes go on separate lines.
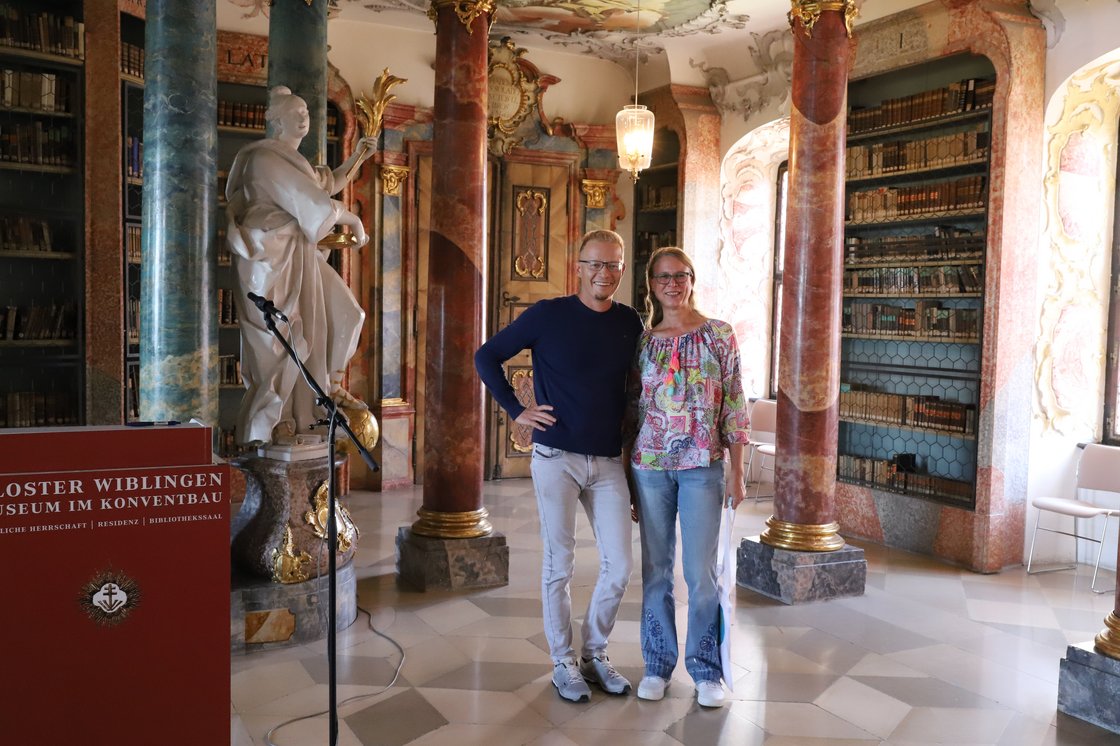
top-left (380, 164), bottom-right (411, 196)
top-left (788, 0), bottom-right (858, 38)
top-left (1035, 58), bottom-right (1120, 437)
top-left (581, 179), bottom-right (611, 210)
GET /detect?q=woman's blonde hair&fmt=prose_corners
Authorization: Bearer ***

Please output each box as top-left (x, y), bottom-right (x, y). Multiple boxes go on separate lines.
top-left (644, 246), bottom-right (699, 328)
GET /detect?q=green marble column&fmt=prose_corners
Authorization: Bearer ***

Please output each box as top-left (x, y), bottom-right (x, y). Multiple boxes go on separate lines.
top-left (268, 0), bottom-right (328, 166)
top-left (140, 0), bottom-right (218, 423)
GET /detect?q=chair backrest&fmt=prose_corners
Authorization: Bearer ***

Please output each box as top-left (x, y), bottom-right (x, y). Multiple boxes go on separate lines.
top-left (751, 398), bottom-right (777, 434)
top-left (1077, 443), bottom-right (1120, 494)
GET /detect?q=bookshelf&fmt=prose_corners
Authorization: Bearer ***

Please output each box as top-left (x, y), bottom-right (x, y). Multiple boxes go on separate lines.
top-left (0, 2), bottom-right (85, 428)
top-left (839, 53), bottom-right (995, 508)
top-left (632, 128), bottom-right (679, 315)
top-left (120, 10), bottom-right (142, 422)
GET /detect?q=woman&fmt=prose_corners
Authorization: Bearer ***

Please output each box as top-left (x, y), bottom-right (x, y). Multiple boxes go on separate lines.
top-left (225, 86), bottom-right (376, 445)
top-left (628, 246), bottom-right (750, 708)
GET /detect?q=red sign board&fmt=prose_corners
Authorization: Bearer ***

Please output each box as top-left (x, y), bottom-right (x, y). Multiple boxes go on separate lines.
top-left (0, 427), bottom-right (229, 745)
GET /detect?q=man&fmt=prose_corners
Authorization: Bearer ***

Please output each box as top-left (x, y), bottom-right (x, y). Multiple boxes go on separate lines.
top-left (475, 229), bottom-right (643, 703)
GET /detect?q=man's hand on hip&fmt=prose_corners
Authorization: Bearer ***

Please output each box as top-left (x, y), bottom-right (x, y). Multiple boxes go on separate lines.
top-left (515, 404), bottom-right (556, 431)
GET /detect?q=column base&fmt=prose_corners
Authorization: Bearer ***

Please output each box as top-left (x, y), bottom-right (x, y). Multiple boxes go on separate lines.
top-left (736, 535), bottom-right (866, 605)
top-left (230, 559), bottom-right (357, 654)
top-left (1058, 642), bottom-right (1120, 735)
top-left (396, 527), bottom-right (509, 591)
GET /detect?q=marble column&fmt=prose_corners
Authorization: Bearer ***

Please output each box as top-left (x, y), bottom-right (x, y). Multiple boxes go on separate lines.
top-left (267, 0), bottom-right (328, 165)
top-left (397, 0), bottom-right (508, 591)
top-left (139, 0), bottom-right (218, 423)
top-left (737, 0), bottom-right (865, 604)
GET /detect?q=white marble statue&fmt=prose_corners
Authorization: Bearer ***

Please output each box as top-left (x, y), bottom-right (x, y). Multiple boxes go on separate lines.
top-left (226, 85), bottom-right (376, 445)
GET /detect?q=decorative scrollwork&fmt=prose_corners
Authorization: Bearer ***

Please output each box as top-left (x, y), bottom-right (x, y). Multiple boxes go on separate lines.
top-left (428, 0), bottom-right (496, 33)
top-left (581, 179), bottom-right (612, 210)
top-left (380, 165), bottom-right (411, 196)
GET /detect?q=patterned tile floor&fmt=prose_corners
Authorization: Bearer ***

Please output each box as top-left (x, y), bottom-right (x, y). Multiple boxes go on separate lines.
top-left (230, 480), bottom-right (1120, 745)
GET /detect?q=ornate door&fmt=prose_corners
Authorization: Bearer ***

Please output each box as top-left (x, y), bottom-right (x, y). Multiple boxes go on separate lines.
top-left (486, 154), bottom-right (577, 479)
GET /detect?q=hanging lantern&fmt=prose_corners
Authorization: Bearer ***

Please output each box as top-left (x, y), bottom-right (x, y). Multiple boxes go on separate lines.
top-left (616, 103), bottom-right (654, 180)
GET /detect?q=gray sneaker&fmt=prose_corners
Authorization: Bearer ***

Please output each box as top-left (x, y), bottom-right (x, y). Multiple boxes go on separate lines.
top-left (552, 659), bottom-right (591, 703)
top-left (580, 654), bottom-right (632, 695)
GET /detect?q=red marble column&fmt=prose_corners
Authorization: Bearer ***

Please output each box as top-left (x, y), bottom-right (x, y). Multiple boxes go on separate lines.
top-left (761, 2), bottom-right (853, 552)
top-left (414, 0), bottom-right (493, 538)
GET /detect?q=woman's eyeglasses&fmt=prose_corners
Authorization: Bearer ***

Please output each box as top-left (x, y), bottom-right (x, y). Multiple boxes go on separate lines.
top-left (579, 260), bottom-right (624, 273)
top-left (651, 271), bottom-right (693, 286)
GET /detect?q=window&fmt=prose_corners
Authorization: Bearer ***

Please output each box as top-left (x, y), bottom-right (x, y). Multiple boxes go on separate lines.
top-left (769, 161), bottom-right (789, 399)
top-left (1104, 116), bottom-right (1120, 443)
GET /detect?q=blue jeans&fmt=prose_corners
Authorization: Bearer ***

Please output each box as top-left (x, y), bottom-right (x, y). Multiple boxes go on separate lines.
top-left (530, 445), bottom-right (633, 664)
top-left (633, 463), bottom-right (723, 684)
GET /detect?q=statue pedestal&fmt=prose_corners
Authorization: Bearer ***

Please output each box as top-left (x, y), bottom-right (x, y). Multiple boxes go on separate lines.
top-left (231, 453), bottom-right (359, 652)
top-left (396, 528), bottom-right (509, 591)
top-left (736, 535), bottom-right (866, 604)
top-left (1058, 642), bottom-right (1120, 734)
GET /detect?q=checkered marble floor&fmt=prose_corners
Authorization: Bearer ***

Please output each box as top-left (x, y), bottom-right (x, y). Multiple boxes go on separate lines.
top-left (230, 480), bottom-right (1120, 745)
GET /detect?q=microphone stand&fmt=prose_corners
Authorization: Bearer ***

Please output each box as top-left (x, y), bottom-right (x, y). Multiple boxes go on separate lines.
top-left (252, 298), bottom-right (379, 746)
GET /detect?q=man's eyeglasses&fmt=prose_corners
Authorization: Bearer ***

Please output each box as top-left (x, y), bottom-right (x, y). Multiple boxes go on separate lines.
top-left (652, 271), bottom-right (693, 286)
top-left (579, 260), bottom-right (624, 273)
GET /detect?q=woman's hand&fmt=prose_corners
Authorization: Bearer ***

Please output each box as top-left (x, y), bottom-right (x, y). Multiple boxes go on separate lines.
top-left (727, 468), bottom-right (747, 509)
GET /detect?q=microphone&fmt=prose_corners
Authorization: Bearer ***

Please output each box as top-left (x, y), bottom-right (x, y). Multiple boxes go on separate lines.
top-left (246, 292), bottom-right (288, 323)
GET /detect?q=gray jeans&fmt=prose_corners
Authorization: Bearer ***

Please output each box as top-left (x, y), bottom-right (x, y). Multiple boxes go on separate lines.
top-left (530, 444), bottom-right (633, 664)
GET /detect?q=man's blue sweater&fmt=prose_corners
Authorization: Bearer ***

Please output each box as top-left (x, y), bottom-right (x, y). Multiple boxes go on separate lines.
top-left (475, 295), bottom-right (643, 457)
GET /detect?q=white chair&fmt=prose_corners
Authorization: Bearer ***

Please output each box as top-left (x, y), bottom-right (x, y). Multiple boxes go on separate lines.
top-left (746, 399), bottom-right (777, 502)
top-left (1026, 443), bottom-right (1120, 594)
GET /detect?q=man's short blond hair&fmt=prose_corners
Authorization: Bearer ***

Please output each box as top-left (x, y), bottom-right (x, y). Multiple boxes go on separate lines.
top-left (578, 229), bottom-right (625, 255)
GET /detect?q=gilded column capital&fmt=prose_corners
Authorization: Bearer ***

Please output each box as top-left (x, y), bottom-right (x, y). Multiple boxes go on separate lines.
top-left (427, 0), bottom-right (496, 33)
top-left (380, 164), bottom-right (411, 197)
top-left (760, 516), bottom-right (846, 552)
top-left (581, 179), bottom-right (612, 210)
top-left (788, 0), bottom-right (858, 37)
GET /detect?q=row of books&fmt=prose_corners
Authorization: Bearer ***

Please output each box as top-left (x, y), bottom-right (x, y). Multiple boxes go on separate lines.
top-left (1, 68), bottom-right (72, 113)
top-left (847, 175), bottom-right (986, 223)
top-left (120, 42), bottom-right (144, 79)
top-left (0, 120), bottom-right (75, 166)
top-left (125, 223), bottom-right (141, 263)
top-left (848, 77), bottom-right (995, 134)
top-left (218, 100), bottom-right (265, 131)
top-left (838, 453), bottom-right (973, 501)
top-left (0, 390), bottom-right (77, 428)
top-left (0, 302), bottom-right (76, 341)
top-left (0, 215), bottom-right (61, 253)
top-left (839, 385), bottom-right (976, 435)
top-left (124, 134), bottom-right (142, 179)
top-left (634, 229), bottom-right (677, 258)
top-left (843, 264), bottom-right (982, 296)
top-left (844, 230), bottom-right (985, 265)
top-left (846, 130), bottom-right (989, 180)
top-left (219, 354), bottom-right (243, 386)
top-left (218, 228), bottom-right (231, 266)
top-left (126, 363), bottom-right (139, 420)
top-left (843, 300), bottom-right (981, 340)
top-left (639, 182), bottom-right (677, 211)
top-left (127, 297), bottom-right (140, 342)
top-left (0, 6), bottom-right (84, 60)
top-left (217, 288), bottom-right (240, 326)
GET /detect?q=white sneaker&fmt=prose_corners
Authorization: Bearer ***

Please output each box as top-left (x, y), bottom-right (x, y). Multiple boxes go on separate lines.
top-left (696, 680), bottom-right (726, 708)
top-left (637, 675), bottom-right (668, 701)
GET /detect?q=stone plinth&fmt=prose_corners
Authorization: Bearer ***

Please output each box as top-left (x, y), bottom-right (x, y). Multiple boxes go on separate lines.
top-left (232, 454), bottom-right (357, 581)
top-left (397, 528), bottom-right (509, 591)
top-left (1058, 642), bottom-right (1120, 734)
top-left (230, 560), bottom-right (356, 654)
top-left (737, 536), bottom-right (866, 605)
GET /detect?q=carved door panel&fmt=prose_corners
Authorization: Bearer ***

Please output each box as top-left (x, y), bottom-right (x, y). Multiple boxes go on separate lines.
top-left (486, 158), bottom-right (574, 479)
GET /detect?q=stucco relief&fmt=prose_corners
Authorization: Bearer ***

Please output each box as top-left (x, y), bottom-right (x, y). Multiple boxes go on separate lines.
top-left (689, 29), bottom-right (793, 122)
top-left (1036, 59), bottom-right (1120, 437)
top-left (715, 117), bottom-right (790, 399)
